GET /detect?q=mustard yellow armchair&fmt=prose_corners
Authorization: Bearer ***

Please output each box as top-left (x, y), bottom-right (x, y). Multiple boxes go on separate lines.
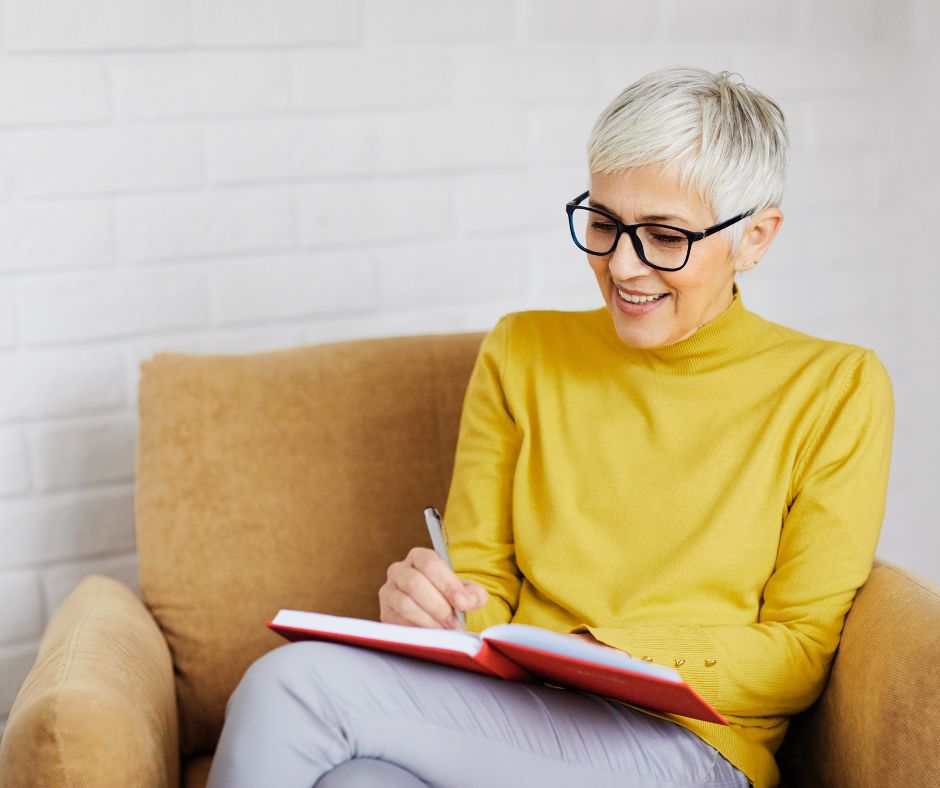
top-left (1, 331), bottom-right (937, 787)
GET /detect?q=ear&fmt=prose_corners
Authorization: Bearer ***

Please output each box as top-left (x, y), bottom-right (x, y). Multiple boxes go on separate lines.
top-left (733, 207), bottom-right (783, 273)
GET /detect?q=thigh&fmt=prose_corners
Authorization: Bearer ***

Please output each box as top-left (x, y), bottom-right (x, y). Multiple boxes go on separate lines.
top-left (260, 640), bottom-right (748, 788)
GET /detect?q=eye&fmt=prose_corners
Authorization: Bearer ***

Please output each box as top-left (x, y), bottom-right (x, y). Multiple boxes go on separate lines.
top-left (651, 233), bottom-right (685, 245)
top-left (590, 221), bottom-right (616, 233)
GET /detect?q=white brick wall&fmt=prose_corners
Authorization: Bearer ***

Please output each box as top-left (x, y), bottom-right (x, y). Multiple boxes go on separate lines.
top-left (5, 125), bottom-right (205, 196)
top-left (116, 186), bottom-right (295, 263)
top-left (1, 0), bottom-right (188, 51)
top-left (0, 59), bottom-right (109, 124)
top-left (0, 347), bottom-right (125, 419)
top-left (112, 53), bottom-right (293, 120)
top-left (0, 0), bottom-right (937, 740)
top-left (31, 416), bottom-right (137, 491)
top-left (18, 268), bottom-right (208, 343)
top-left (0, 487), bottom-right (135, 570)
top-left (293, 49), bottom-right (449, 110)
top-left (0, 570), bottom-right (43, 644)
top-left (0, 281), bottom-right (14, 347)
top-left (0, 429), bottom-right (30, 496)
top-left (0, 198), bottom-right (114, 272)
top-left (190, 0), bottom-right (359, 46)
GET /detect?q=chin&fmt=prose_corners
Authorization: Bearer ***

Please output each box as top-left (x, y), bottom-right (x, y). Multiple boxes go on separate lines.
top-left (613, 324), bottom-right (667, 350)
top-left (621, 336), bottom-right (665, 350)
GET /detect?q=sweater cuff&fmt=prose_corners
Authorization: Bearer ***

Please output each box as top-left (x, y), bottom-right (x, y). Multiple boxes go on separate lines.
top-left (584, 624), bottom-right (721, 708)
top-left (464, 595), bottom-right (512, 635)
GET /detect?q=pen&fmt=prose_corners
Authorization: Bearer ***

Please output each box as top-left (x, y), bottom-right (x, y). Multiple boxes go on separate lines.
top-left (423, 506), bottom-right (466, 628)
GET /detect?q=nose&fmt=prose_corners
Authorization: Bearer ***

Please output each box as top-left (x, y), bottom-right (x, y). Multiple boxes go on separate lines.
top-left (607, 230), bottom-right (651, 280)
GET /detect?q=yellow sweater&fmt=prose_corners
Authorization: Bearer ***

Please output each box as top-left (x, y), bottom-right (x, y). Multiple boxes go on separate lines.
top-left (444, 282), bottom-right (894, 788)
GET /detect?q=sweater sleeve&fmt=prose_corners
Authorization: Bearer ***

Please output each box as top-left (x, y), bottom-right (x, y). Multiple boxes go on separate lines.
top-left (443, 314), bottom-right (524, 635)
top-left (577, 348), bottom-right (895, 719)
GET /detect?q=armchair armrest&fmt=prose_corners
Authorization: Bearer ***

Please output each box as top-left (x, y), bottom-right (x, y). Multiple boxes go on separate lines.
top-left (778, 557), bottom-right (940, 786)
top-left (0, 574), bottom-right (179, 788)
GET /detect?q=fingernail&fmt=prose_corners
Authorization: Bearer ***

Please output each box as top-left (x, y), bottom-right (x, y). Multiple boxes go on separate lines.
top-left (455, 592), bottom-right (471, 606)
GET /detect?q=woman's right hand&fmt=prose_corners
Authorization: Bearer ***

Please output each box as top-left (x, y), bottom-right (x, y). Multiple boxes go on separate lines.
top-left (379, 547), bottom-right (488, 631)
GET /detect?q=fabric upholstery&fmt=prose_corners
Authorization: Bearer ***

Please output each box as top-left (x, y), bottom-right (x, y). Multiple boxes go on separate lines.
top-left (776, 558), bottom-right (940, 785)
top-left (183, 755), bottom-right (213, 788)
top-left (0, 574), bottom-right (178, 788)
top-left (134, 333), bottom-right (481, 756)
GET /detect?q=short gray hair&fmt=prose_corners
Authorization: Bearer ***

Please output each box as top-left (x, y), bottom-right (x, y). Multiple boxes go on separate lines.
top-left (586, 66), bottom-right (788, 256)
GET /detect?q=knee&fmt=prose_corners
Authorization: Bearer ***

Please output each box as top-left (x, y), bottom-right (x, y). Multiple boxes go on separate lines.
top-left (230, 640), bottom-right (350, 706)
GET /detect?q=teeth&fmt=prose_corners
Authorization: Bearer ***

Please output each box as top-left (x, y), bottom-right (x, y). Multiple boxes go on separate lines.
top-left (618, 289), bottom-right (666, 304)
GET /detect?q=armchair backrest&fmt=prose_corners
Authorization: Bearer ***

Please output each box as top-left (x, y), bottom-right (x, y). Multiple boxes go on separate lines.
top-left (135, 330), bottom-right (484, 757)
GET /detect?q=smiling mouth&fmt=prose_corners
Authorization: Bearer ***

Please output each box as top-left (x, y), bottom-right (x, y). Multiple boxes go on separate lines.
top-left (614, 285), bottom-right (671, 304)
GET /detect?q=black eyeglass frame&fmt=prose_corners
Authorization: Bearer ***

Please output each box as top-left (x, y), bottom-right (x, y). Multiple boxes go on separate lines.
top-left (565, 190), bottom-right (756, 272)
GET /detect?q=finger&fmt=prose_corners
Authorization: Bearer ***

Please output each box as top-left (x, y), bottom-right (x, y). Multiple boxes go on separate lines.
top-left (393, 558), bottom-right (460, 628)
top-left (381, 602), bottom-right (425, 628)
top-left (459, 580), bottom-right (488, 610)
top-left (407, 547), bottom-right (473, 614)
top-left (385, 583), bottom-right (451, 628)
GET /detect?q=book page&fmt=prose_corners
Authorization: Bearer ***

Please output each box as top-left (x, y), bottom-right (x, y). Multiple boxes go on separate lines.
top-left (271, 609), bottom-right (485, 656)
top-left (482, 623), bottom-right (681, 683)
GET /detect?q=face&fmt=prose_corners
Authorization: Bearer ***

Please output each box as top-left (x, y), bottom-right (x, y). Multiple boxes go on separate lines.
top-left (586, 164), bottom-right (782, 349)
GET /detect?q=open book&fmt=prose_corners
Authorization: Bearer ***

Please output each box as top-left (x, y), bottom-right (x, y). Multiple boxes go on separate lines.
top-left (267, 610), bottom-right (727, 725)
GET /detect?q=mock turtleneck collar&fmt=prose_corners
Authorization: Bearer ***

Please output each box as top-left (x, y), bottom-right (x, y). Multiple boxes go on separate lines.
top-left (596, 281), bottom-right (762, 375)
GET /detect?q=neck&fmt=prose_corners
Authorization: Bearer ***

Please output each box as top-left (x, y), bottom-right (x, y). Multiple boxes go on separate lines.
top-left (597, 281), bottom-right (760, 375)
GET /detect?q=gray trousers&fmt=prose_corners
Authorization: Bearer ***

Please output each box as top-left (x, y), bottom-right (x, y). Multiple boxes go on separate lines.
top-left (206, 640), bottom-right (751, 788)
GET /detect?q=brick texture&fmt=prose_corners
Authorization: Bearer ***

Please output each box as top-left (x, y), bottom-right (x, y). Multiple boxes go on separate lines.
top-left (0, 0), bottom-right (935, 735)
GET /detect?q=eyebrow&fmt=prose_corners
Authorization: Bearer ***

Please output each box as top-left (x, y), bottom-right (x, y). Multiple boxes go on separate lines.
top-left (587, 199), bottom-right (691, 226)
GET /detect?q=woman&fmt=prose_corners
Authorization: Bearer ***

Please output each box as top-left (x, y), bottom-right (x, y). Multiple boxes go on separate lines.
top-left (206, 67), bottom-right (894, 788)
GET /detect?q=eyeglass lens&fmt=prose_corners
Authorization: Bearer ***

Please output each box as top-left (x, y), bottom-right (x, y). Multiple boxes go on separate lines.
top-left (569, 207), bottom-right (689, 270)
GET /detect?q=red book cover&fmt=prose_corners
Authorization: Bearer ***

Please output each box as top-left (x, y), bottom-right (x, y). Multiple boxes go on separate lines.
top-left (268, 616), bottom-right (532, 682)
top-left (266, 610), bottom-right (727, 726)
top-left (483, 636), bottom-right (727, 725)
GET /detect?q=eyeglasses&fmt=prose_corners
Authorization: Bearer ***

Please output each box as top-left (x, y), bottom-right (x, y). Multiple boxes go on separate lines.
top-left (565, 190), bottom-right (756, 272)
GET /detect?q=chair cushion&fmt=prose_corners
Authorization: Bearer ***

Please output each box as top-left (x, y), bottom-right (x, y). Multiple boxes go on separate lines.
top-left (182, 755), bottom-right (213, 788)
top-left (136, 331), bottom-right (482, 756)
top-left (777, 558), bottom-right (940, 786)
